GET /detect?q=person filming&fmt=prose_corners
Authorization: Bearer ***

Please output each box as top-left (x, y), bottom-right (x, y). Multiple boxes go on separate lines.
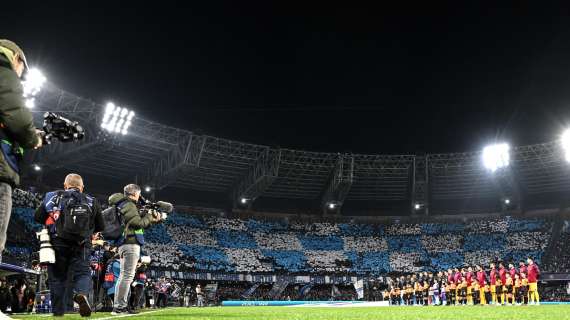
top-left (110, 184), bottom-right (162, 315)
top-left (0, 39), bottom-right (43, 266)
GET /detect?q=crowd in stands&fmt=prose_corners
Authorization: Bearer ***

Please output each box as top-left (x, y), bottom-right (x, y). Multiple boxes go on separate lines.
top-left (2, 188), bottom-right (570, 310)
top-left (6, 189), bottom-right (559, 276)
top-left (139, 215), bottom-right (555, 276)
top-left (543, 220), bottom-right (570, 273)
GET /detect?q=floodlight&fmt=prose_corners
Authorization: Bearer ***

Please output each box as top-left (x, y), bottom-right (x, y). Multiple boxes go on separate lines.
top-left (33, 164), bottom-right (41, 171)
top-left (414, 203), bottom-right (421, 210)
top-left (561, 129), bottom-right (570, 162)
top-left (101, 102), bottom-right (135, 134)
top-left (482, 143), bottom-right (510, 172)
top-left (21, 68), bottom-right (46, 109)
top-left (240, 197), bottom-right (248, 204)
top-left (504, 199), bottom-right (510, 205)
top-left (144, 186), bottom-right (152, 193)
top-left (328, 203), bottom-right (336, 210)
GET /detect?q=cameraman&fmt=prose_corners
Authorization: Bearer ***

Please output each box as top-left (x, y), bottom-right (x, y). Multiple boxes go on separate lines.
top-left (110, 184), bottom-right (161, 315)
top-left (0, 39), bottom-right (43, 265)
top-left (34, 173), bottom-right (104, 317)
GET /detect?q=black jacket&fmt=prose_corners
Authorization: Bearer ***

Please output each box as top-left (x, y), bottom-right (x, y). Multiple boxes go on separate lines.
top-left (0, 53), bottom-right (39, 186)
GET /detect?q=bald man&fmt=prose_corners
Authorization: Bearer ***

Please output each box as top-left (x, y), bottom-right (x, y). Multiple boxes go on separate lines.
top-left (35, 173), bottom-right (104, 317)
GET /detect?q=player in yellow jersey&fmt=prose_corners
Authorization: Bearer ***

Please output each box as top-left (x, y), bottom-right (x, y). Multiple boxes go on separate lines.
top-left (495, 278), bottom-right (503, 305)
top-left (450, 281), bottom-right (457, 305)
top-left (505, 274), bottom-right (513, 305)
top-left (514, 274), bottom-right (521, 305)
top-left (521, 273), bottom-right (529, 305)
top-left (472, 280), bottom-right (480, 305)
top-left (466, 279), bottom-right (473, 305)
top-left (459, 278), bottom-right (467, 305)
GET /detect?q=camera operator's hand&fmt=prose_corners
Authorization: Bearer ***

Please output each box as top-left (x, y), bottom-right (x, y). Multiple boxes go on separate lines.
top-left (34, 129), bottom-right (43, 149)
top-left (92, 239), bottom-right (105, 246)
top-left (149, 209), bottom-right (162, 223)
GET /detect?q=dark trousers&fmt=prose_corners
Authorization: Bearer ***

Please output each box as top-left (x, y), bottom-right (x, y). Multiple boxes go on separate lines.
top-left (129, 285), bottom-right (144, 310)
top-left (47, 240), bottom-right (92, 316)
top-left (157, 293), bottom-right (168, 308)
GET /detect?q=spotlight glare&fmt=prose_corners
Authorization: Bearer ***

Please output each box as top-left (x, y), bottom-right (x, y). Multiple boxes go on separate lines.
top-left (106, 102), bottom-right (115, 112)
top-left (144, 186), bottom-right (151, 192)
top-left (101, 103), bottom-right (134, 135)
top-left (482, 143), bottom-right (510, 172)
top-left (504, 199), bottom-right (510, 205)
top-left (328, 203), bottom-right (336, 210)
top-left (25, 98), bottom-right (35, 109)
top-left (33, 164), bottom-right (41, 171)
top-left (561, 129), bottom-right (570, 162)
top-left (21, 68), bottom-right (46, 108)
top-left (240, 197), bottom-right (248, 204)
top-left (414, 203), bottom-right (421, 210)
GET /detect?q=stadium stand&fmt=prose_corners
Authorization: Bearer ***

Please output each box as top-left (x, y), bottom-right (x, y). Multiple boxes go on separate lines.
top-left (6, 189), bottom-right (563, 276)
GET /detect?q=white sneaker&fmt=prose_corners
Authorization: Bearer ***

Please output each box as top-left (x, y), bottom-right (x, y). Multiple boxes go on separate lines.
top-left (0, 311), bottom-right (12, 320)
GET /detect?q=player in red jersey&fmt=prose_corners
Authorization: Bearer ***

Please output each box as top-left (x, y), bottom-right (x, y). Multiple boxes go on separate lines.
top-left (466, 267), bottom-right (473, 286)
top-left (526, 258), bottom-right (540, 305)
top-left (465, 267), bottom-right (474, 305)
top-left (519, 261), bottom-right (527, 276)
top-left (447, 269), bottom-right (454, 284)
top-left (453, 268), bottom-right (461, 284)
top-left (498, 262), bottom-right (507, 305)
top-left (476, 265), bottom-right (487, 304)
top-left (508, 263), bottom-right (517, 280)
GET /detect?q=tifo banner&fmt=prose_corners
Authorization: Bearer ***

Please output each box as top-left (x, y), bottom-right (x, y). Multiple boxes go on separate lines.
top-left (268, 281), bottom-right (289, 299)
top-left (299, 284), bottom-right (314, 298)
top-left (241, 283), bottom-right (261, 299)
top-left (331, 285), bottom-right (340, 298)
top-left (353, 279), bottom-right (364, 299)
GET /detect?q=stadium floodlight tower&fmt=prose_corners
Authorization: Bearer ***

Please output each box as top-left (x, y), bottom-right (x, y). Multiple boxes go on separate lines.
top-left (482, 143), bottom-right (510, 172)
top-left (561, 129), bottom-right (570, 162)
top-left (21, 68), bottom-right (47, 109)
top-left (101, 102), bottom-right (135, 135)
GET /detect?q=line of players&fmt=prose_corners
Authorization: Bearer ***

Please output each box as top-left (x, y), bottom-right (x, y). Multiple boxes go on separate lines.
top-left (385, 258), bottom-right (541, 306)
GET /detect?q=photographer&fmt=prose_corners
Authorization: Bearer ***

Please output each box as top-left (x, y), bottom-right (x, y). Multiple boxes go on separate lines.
top-left (34, 173), bottom-right (104, 317)
top-left (110, 184), bottom-right (162, 315)
top-left (127, 260), bottom-right (148, 313)
top-left (0, 39), bottom-right (43, 267)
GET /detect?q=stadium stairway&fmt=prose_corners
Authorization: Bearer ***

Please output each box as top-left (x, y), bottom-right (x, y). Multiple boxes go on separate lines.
top-left (542, 211), bottom-right (564, 268)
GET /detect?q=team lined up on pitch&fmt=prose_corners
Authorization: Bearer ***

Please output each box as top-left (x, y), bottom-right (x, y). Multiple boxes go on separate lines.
top-left (385, 259), bottom-right (541, 306)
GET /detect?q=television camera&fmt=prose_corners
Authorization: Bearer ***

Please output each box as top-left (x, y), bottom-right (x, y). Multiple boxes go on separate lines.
top-left (139, 196), bottom-right (173, 221)
top-left (40, 112), bottom-right (85, 144)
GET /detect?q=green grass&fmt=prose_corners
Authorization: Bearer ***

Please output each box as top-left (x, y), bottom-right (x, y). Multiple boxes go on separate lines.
top-left (11, 305), bottom-right (570, 320)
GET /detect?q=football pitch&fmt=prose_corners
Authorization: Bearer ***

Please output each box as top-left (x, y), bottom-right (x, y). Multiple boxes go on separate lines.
top-left (10, 305), bottom-right (570, 320)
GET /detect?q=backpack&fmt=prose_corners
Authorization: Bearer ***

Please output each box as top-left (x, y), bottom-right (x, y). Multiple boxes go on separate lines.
top-left (101, 200), bottom-right (128, 241)
top-left (102, 259), bottom-right (117, 289)
top-left (55, 191), bottom-right (94, 242)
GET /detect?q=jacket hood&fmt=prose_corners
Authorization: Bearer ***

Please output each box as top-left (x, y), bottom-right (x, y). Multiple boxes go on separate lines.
top-left (108, 193), bottom-right (128, 205)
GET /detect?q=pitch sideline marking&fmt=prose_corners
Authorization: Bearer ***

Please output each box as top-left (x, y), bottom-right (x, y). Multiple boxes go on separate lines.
top-left (97, 309), bottom-right (163, 320)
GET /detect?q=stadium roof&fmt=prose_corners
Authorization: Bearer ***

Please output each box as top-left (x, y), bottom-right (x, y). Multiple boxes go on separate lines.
top-left (30, 83), bottom-right (570, 215)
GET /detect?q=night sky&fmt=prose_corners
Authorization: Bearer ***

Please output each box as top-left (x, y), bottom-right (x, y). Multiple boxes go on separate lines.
top-left (4, 2), bottom-right (570, 155)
